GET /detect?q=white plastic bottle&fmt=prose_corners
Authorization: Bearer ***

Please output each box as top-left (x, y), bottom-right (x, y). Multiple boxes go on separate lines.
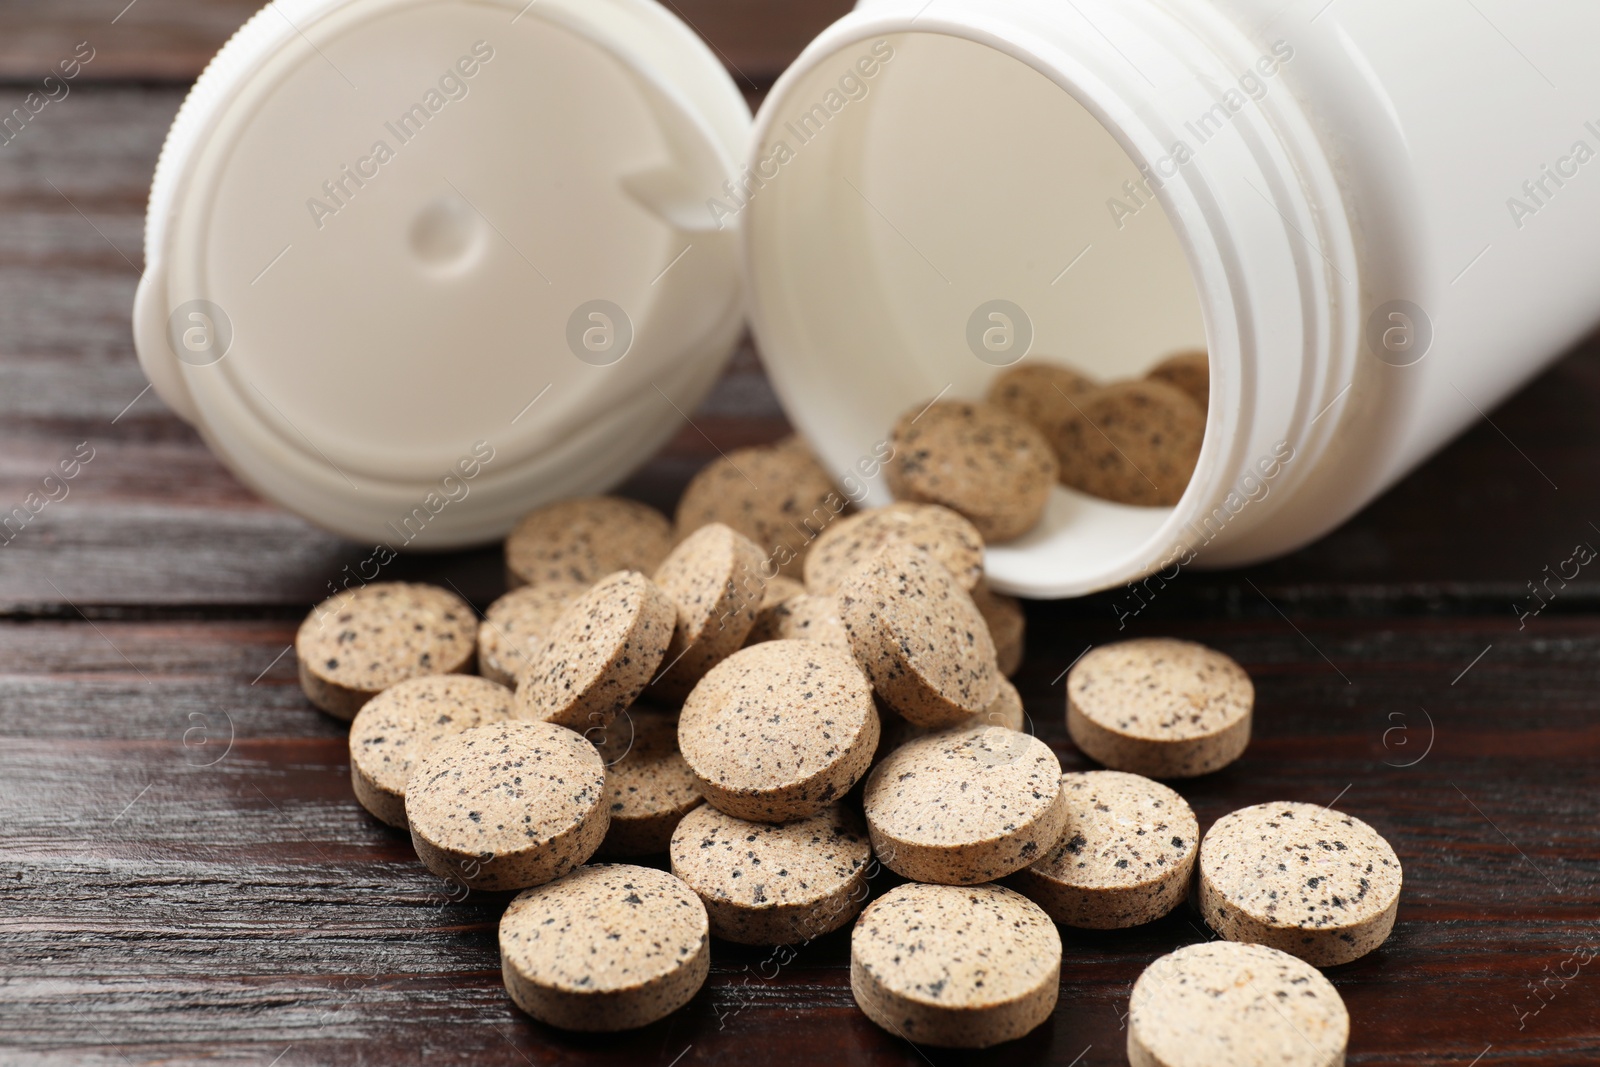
top-left (135, 0), bottom-right (1600, 598)
top-left (742, 0), bottom-right (1600, 596)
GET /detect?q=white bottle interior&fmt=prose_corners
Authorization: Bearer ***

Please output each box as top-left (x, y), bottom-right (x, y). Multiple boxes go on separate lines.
top-left (748, 31), bottom-right (1210, 593)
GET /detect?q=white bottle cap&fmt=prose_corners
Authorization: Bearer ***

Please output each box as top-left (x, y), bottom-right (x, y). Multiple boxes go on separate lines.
top-left (133, 0), bottom-right (750, 548)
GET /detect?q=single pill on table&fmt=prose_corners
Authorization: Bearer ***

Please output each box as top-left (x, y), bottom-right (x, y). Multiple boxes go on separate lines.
top-left (593, 704), bottom-right (704, 857)
top-left (985, 360), bottom-right (1098, 459)
top-left (851, 882), bottom-right (1060, 1049)
top-left (1009, 770), bottom-right (1198, 929)
top-left (970, 578), bottom-right (1026, 677)
top-left (674, 437), bottom-right (844, 578)
top-left (296, 581), bottom-right (476, 720)
top-left (837, 544), bottom-right (1000, 728)
top-left (477, 580), bottom-right (588, 688)
top-left (406, 719), bottom-right (608, 891)
top-left (803, 501), bottom-right (986, 595)
top-left (744, 592), bottom-right (853, 656)
top-left (863, 725), bottom-right (1067, 884)
top-left (651, 522), bottom-right (767, 701)
top-left (669, 802), bottom-right (872, 945)
top-left (1067, 637), bottom-right (1253, 778)
top-left (1199, 801), bottom-right (1403, 967)
top-left (885, 399), bottom-right (1058, 543)
top-left (504, 496), bottom-right (674, 589)
top-left (678, 640), bottom-right (880, 823)
top-left (1054, 379), bottom-right (1204, 507)
top-left (1127, 941), bottom-right (1349, 1067)
top-left (515, 571), bottom-right (675, 736)
top-left (348, 674), bottom-right (514, 828)
top-left (499, 864), bottom-right (709, 1031)
top-left (1145, 348), bottom-right (1211, 412)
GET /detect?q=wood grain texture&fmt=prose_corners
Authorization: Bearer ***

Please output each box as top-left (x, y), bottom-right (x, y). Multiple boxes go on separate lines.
top-left (2, 5), bottom-right (1600, 1065)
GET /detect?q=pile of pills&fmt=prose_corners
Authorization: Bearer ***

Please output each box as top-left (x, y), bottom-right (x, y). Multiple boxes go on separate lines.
top-left (884, 351), bottom-right (1210, 544)
top-left (293, 432), bottom-right (1400, 1053)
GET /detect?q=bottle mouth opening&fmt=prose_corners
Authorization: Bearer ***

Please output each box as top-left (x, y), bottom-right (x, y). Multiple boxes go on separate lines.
top-left (744, 28), bottom-right (1217, 596)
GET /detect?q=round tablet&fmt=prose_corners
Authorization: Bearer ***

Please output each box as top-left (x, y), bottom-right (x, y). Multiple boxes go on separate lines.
top-left (851, 883), bottom-right (1060, 1049)
top-left (803, 502), bottom-right (985, 595)
top-left (477, 580), bottom-right (588, 688)
top-left (594, 705), bottom-right (704, 857)
top-left (297, 582), bottom-right (476, 720)
top-left (837, 544), bottom-right (1000, 728)
top-left (406, 720), bottom-right (608, 891)
top-left (678, 640), bottom-right (880, 822)
top-left (651, 522), bottom-right (767, 700)
top-left (514, 571), bottom-right (676, 736)
top-left (878, 676), bottom-right (1028, 756)
top-left (745, 592), bottom-right (853, 656)
top-left (348, 674), bottom-right (514, 828)
top-left (743, 575), bottom-right (805, 645)
top-left (1199, 801), bottom-right (1403, 966)
top-left (971, 579), bottom-right (1025, 677)
top-left (504, 496), bottom-right (674, 589)
top-left (1146, 349), bottom-right (1210, 412)
top-left (674, 437), bottom-right (844, 578)
top-left (1054, 379), bottom-right (1204, 507)
top-left (669, 802), bottom-right (872, 945)
top-left (499, 864), bottom-right (709, 1031)
top-left (863, 727), bottom-right (1067, 884)
top-left (1128, 942), bottom-right (1349, 1067)
top-left (986, 361), bottom-right (1098, 458)
top-left (1067, 638), bottom-right (1253, 778)
top-left (886, 399), bottom-right (1058, 543)
top-left (1010, 770), bottom-right (1198, 929)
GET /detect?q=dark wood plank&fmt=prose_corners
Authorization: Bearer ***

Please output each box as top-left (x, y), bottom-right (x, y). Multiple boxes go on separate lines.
top-left (2, 615), bottom-right (1597, 1063)
top-left (0, 0), bottom-right (852, 84)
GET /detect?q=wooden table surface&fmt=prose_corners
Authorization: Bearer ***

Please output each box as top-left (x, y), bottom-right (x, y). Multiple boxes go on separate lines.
top-left (3, 3), bottom-right (1599, 1065)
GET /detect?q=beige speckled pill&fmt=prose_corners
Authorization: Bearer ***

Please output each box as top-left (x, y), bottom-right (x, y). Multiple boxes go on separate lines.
top-left (669, 802), bottom-right (872, 945)
top-left (863, 726), bottom-right (1067, 884)
top-left (837, 544), bottom-right (1000, 728)
top-left (593, 705), bottom-right (704, 857)
top-left (515, 571), bottom-right (675, 736)
top-left (505, 496), bottom-right (674, 589)
top-left (851, 882), bottom-right (1060, 1049)
top-left (406, 720), bottom-right (608, 891)
top-left (348, 674), bottom-right (515, 828)
top-left (986, 361), bottom-right (1098, 461)
top-left (1055, 379), bottom-right (1205, 507)
top-left (878, 677), bottom-right (1028, 756)
top-left (1067, 638), bottom-right (1253, 778)
top-left (886, 399), bottom-right (1058, 543)
top-left (1146, 349), bottom-right (1211, 413)
top-left (742, 575), bottom-right (805, 646)
top-left (1010, 770), bottom-right (1198, 929)
top-left (674, 437), bottom-right (845, 578)
top-left (678, 640), bottom-right (880, 822)
top-left (804, 502), bottom-right (985, 595)
top-left (1128, 941), bottom-right (1349, 1067)
top-left (651, 522), bottom-right (767, 700)
top-left (971, 579), bottom-right (1026, 678)
top-left (499, 864), bottom-right (709, 1031)
top-left (477, 580), bottom-right (588, 688)
top-left (297, 582), bottom-right (477, 720)
top-left (1199, 801), bottom-right (1403, 967)
top-left (745, 592), bottom-right (854, 656)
